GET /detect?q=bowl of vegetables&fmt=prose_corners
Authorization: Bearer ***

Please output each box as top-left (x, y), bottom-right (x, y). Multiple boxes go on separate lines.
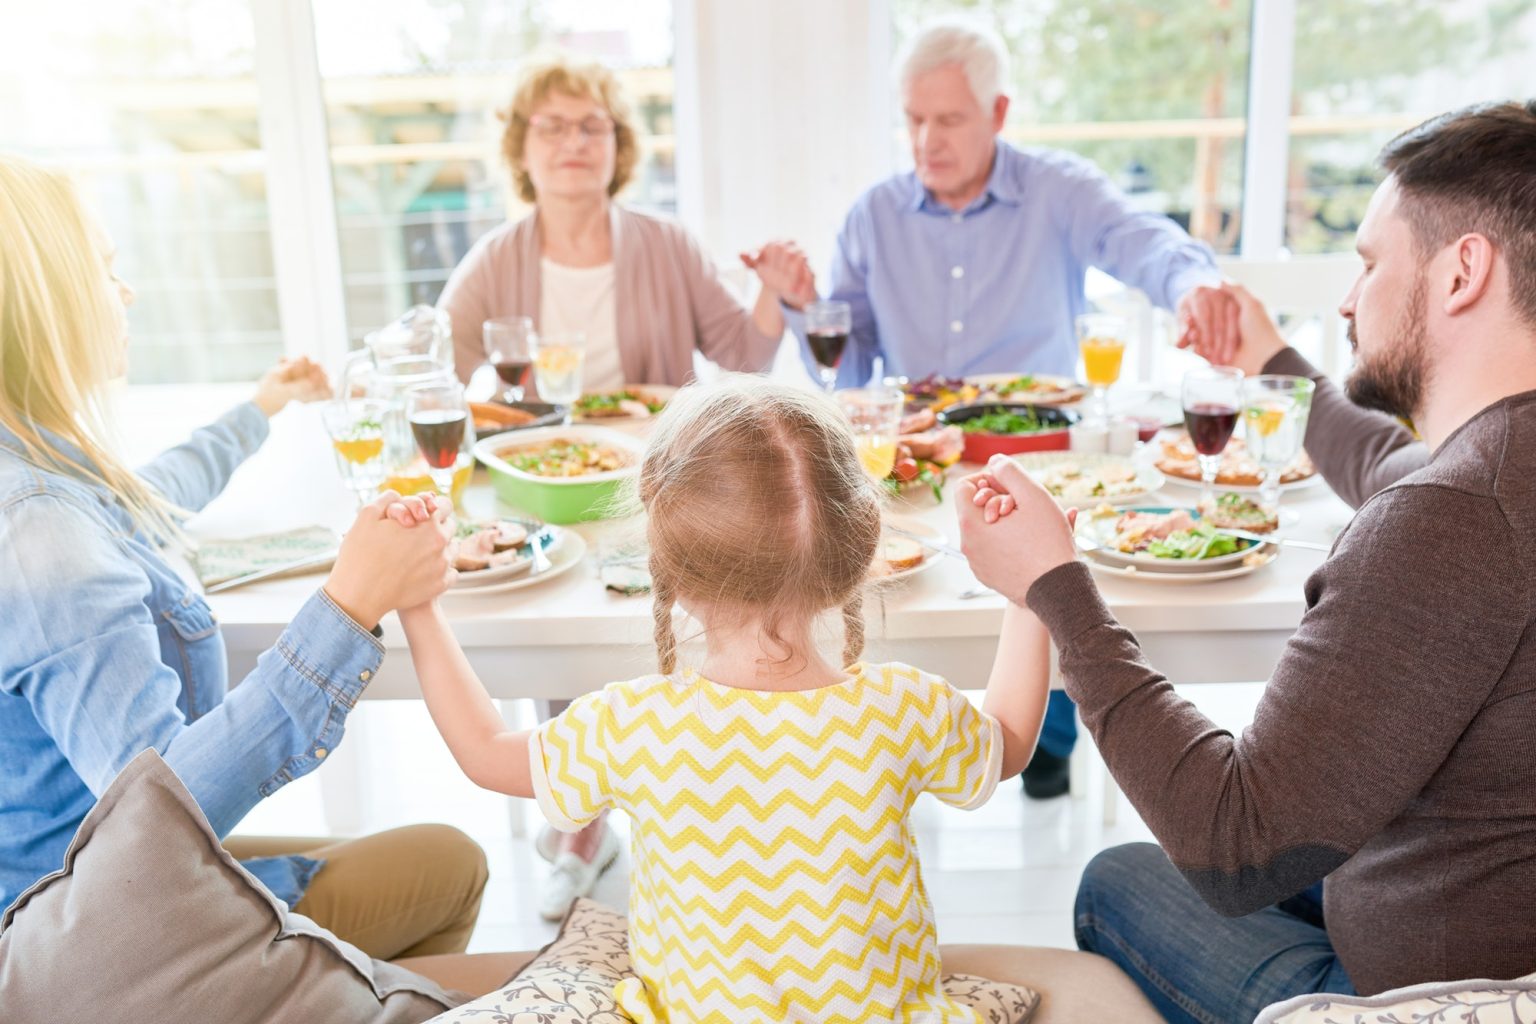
top-left (473, 425), bottom-right (644, 524)
top-left (938, 402), bottom-right (1077, 462)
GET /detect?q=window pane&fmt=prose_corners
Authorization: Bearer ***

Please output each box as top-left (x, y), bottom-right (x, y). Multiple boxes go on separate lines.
top-left (0, 2), bottom-right (280, 384)
top-left (312, 0), bottom-right (676, 346)
top-left (1286, 1), bottom-right (1536, 254)
top-left (892, 0), bottom-right (1253, 255)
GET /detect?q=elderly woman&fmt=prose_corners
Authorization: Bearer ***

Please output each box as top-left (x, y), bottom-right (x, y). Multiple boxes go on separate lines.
top-left (438, 54), bottom-right (810, 389)
top-left (0, 154), bottom-right (484, 960)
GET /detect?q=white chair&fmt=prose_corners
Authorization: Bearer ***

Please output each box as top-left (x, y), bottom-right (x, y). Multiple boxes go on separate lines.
top-left (1217, 254), bottom-right (1363, 378)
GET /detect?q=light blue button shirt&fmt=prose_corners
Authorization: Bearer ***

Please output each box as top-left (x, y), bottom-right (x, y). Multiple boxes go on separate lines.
top-left (0, 404), bottom-right (383, 910)
top-left (792, 140), bottom-right (1221, 386)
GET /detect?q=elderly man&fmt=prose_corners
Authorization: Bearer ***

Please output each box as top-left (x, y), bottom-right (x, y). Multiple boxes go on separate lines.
top-left (775, 20), bottom-right (1239, 797)
top-left (957, 100), bottom-right (1536, 1023)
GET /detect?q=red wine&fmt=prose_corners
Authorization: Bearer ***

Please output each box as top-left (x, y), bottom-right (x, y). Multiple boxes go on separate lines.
top-left (1184, 403), bottom-right (1239, 456)
top-left (410, 409), bottom-right (467, 469)
top-left (808, 329), bottom-right (848, 369)
top-left (494, 360), bottom-right (531, 388)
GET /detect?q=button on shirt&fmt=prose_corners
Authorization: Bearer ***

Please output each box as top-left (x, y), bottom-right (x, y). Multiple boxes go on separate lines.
top-left (793, 140), bottom-right (1221, 386)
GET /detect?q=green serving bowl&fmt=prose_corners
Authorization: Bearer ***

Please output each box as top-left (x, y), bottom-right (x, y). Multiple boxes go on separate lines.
top-left (473, 425), bottom-right (644, 524)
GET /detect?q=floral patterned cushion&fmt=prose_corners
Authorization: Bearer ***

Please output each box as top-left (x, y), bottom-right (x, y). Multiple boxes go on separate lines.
top-left (427, 898), bottom-right (1039, 1023)
top-left (1257, 973), bottom-right (1536, 1024)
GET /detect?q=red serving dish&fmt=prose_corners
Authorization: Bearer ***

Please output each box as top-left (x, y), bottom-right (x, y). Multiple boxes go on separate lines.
top-left (938, 402), bottom-right (1078, 463)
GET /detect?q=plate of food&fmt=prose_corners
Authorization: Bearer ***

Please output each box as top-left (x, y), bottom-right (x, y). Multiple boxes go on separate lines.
top-left (570, 385), bottom-right (677, 422)
top-left (1076, 504), bottom-right (1275, 573)
top-left (1080, 543), bottom-right (1279, 585)
top-left (442, 526), bottom-right (588, 597)
top-left (969, 373), bottom-right (1088, 407)
top-left (1198, 492), bottom-right (1280, 533)
top-left (1013, 452), bottom-right (1165, 507)
top-left (1152, 431), bottom-right (1320, 492)
top-left (898, 374), bottom-right (980, 412)
top-left (883, 405), bottom-right (964, 502)
top-left (868, 514), bottom-right (948, 582)
top-left (469, 400), bottom-right (566, 439)
top-left (938, 402), bottom-right (1077, 462)
top-left (447, 518), bottom-right (543, 588)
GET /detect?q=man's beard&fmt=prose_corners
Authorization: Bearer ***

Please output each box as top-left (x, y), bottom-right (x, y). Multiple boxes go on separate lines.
top-left (1344, 273), bottom-right (1430, 422)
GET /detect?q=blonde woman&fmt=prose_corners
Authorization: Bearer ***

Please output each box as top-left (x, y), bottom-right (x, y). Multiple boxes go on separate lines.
top-left (438, 54), bottom-right (812, 391)
top-left (0, 155), bottom-right (485, 960)
top-left (392, 376), bottom-right (1055, 1020)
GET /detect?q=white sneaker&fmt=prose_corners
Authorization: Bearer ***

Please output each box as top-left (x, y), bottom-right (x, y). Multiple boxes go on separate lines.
top-left (537, 824), bottom-right (622, 922)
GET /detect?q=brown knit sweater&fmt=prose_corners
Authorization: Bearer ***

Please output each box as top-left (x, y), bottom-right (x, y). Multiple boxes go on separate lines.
top-left (1027, 348), bottom-right (1536, 995)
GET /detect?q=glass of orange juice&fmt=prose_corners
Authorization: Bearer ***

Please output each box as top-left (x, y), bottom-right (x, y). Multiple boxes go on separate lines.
top-left (322, 399), bottom-right (387, 505)
top-left (1076, 313), bottom-right (1129, 426)
top-left (836, 387), bottom-right (904, 483)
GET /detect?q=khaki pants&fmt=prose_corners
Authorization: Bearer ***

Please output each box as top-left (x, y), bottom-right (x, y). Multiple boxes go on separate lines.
top-left (224, 824), bottom-right (489, 961)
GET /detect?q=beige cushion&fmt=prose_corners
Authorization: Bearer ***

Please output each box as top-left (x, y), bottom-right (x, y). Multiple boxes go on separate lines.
top-left (0, 749), bottom-right (457, 1024)
top-left (939, 944), bottom-right (1165, 1024)
top-left (1257, 972), bottom-right (1536, 1024)
top-left (426, 899), bottom-right (1041, 1022)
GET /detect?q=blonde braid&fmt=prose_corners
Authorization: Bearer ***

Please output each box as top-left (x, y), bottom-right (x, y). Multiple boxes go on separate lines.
top-left (842, 591), bottom-right (866, 670)
top-left (651, 571), bottom-right (678, 675)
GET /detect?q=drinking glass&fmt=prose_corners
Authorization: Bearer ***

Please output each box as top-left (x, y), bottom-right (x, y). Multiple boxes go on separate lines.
top-left (806, 300), bottom-right (852, 392)
top-left (1243, 374), bottom-right (1315, 513)
top-left (321, 399), bottom-right (387, 505)
top-left (532, 331), bottom-right (586, 407)
top-left (837, 387), bottom-right (905, 482)
top-left (1076, 312), bottom-right (1128, 426)
top-left (1181, 366), bottom-right (1245, 508)
top-left (406, 381), bottom-right (470, 499)
top-left (484, 316), bottom-right (536, 403)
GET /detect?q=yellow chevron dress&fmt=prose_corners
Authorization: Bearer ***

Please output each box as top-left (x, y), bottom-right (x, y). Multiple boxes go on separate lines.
top-left (529, 661), bottom-right (1004, 1024)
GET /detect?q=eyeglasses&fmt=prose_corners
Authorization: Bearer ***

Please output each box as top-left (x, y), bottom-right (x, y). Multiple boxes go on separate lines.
top-left (526, 114), bottom-right (615, 141)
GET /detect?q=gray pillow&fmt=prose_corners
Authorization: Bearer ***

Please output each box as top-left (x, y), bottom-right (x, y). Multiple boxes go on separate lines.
top-left (0, 749), bottom-right (458, 1024)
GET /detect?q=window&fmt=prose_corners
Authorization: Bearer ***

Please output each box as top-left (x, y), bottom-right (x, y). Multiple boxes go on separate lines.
top-left (1285, 0), bottom-right (1536, 253)
top-left (312, 0), bottom-right (676, 347)
top-left (892, 0), bottom-right (1254, 255)
top-left (0, 1), bottom-right (282, 384)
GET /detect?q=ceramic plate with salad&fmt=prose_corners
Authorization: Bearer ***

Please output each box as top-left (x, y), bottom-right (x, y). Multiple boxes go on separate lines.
top-left (571, 385), bottom-right (677, 422)
top-left (1076, 504), bottom-right (1272, 573)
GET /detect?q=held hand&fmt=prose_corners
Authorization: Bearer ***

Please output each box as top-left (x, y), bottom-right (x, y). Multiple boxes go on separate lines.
top-left (740, 240), bottom-right (818, 310)
top-left (1175, 284), bottom-right (1242, 368)
top-left (253, 356), bottom-right (332, 417)
top-left (323, 491), bottom-right (454, 630)
top-left (1211, 281), bottom-right (1289, 376)
top-left (956, 455), bottom-right (1078, 606)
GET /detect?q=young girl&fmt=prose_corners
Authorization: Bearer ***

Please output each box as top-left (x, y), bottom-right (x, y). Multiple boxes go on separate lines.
top-left (397, 376), bottom-right (1051, 1022)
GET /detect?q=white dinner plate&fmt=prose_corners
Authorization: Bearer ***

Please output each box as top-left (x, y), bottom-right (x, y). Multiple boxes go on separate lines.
top-left (870, 513), bottom-right (947, 583)
top-left (441, 528), bottom-right (587, 596)
top-left (1013, 451), bottom-right (1165, 507)
top-left (448, 519), bottom-right (542, 589)
top-left (570, 385), bottom-right (679, 423)
top-left (1079, 544), bottom-right (1279, 584)
top-left (967, 372), bottom-right (1088, 406)
top-left (1076, 505), bottom-right (1273, 573)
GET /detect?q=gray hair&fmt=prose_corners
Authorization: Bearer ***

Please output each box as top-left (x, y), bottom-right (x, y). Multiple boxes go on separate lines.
top-left (895, 20), bottom-right (1011, 109)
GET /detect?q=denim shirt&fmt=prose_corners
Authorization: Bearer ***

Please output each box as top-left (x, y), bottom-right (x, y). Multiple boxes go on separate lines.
top-left (0, 403), bottom-right (383, 910)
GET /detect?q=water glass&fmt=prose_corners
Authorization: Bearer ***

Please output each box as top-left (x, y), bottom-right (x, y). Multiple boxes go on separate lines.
top-left (322, 399), bottom-right (387, 505)
top-left (532, 331), bottom-right (587, 407)
top-left (837, 387), bottom-right (904, 482)
top-left (1243, 374), bottom-right (1315, 513)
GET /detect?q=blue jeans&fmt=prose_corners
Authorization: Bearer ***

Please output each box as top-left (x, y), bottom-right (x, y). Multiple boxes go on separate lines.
top-left (1075, 843), bottom-right (1354, 1024)
top-left (1038, 690), bottom-right (1077, 758)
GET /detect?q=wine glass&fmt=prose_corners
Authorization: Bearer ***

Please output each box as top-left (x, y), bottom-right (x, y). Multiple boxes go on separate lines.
top-left (484, 316), bottom-right (535, 403)
top-left (807, 300), bottom-right (852, 392)
top-left (406, 380), bottom-right (470, 500)
top-left (837, 387), bottom-right (904, 483)
top-left (321, 399), bottom-right (387, 506)
top-left (1181, 366), bottom-right (1245, 508)
top-left (531, 330), bottom-right (586, 408)
top-left (1243, 374), bottom-right (1315, 514)
top-left (1077, 312), bottom-right (1128, 427)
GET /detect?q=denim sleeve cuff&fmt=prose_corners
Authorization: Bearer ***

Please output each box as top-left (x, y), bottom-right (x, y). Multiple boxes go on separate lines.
top-left (273, 589), bottom-right (385, 709)
top-left (1025, 561), bottom-right (1119, 647)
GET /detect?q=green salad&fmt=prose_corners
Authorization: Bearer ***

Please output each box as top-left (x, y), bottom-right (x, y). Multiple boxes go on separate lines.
top-left (1145, 524), bottom-right (1241, 560)
top-left (574, 390), bottom-right (666, 415)
top-left (958, 409), bottom-right (1049, 435)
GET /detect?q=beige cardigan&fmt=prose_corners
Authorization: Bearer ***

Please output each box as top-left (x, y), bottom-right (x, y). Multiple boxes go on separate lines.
top-left (437, 205), bottom-right (779, 387)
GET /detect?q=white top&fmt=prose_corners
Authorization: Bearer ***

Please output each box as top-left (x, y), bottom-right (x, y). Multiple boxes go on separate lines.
top-left (540, 259), bottom-right (623, 391)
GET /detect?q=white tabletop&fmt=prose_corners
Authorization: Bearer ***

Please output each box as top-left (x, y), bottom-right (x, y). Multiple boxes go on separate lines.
top-left (161, 398), bottom-right (1353, 701)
